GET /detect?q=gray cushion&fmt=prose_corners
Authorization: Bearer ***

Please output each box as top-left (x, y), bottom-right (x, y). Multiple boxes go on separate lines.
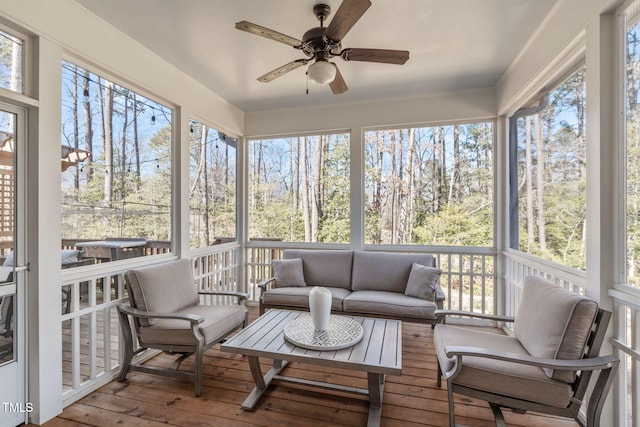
top-left (284, 249), bottom-right (353, 289)
top-left (434, 324), bottom-right (573, 408)
top-left (61, 249), bottom-right (83, 265)
top-left (139, 303), bottom-right (247, 346)
top-left (343, 290), bottom-right (437, 319)
top-left (514, 275), bottom-right (598, 383)
top-left (351, 251), bottom-right (435, 293)
top-left (272, 258), bottom-right (306, 287)
top-left (405, 263), bottom-right (442, 299)
top-left (262, 286), bottom-right (349, 311)
top-left (125, 259), bottom-right (200, 326)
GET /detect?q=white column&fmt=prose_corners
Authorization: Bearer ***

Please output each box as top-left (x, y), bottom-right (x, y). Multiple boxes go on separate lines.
top-left (26, 36), bottom-right (63, 424)
top-left (585, 13), bottom-right (617, 427)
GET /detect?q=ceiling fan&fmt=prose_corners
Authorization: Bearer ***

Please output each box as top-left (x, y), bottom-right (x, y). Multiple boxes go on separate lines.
top-left (235, 0), bottom-right (409, 94)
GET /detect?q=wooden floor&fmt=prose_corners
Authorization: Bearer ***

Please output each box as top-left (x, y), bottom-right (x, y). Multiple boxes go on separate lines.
top-left (41, 306), bottom-right (577, 427)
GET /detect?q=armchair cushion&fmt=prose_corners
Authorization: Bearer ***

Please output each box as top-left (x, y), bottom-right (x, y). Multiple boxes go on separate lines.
top-left (272, 258), bottom-right (306, 287)
top-left (126, 259), bottom-right (200, 326)
top-left (405, 263), bottom-right (442, 299)
top-left (434, 324), bottom-right (573, 408)
top-left (514, 275), bottom-right (598, 383)
top-left (138, 303), bottom-right (247, 346)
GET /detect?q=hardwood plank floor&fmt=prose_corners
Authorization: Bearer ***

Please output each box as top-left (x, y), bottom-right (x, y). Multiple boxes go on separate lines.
top-left (41, 306), bottom-right (577, 427)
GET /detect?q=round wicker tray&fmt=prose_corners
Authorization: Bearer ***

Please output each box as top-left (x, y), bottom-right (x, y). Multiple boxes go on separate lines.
top-left (283, 314), bottom-right (364, 351)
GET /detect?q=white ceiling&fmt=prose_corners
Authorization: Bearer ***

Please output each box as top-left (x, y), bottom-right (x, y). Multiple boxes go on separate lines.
top-left (73, 0), bottom-right (557, 112)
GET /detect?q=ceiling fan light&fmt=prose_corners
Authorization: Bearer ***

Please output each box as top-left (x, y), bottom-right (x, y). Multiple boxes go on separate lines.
top-left (308, 60), bottom-right (337, 85)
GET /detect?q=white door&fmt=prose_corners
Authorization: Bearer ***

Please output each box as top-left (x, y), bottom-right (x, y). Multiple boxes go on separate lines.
top-left (0, 105), bottom-right (28, 427)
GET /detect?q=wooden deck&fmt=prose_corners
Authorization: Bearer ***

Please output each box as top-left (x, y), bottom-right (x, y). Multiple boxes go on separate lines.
top-left (42, 306), bottom-right (577, 427)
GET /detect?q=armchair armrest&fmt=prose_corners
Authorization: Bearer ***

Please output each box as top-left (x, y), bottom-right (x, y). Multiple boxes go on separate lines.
top-left (435, 309), bottom-right (515, 323)
top-left (117, 303), bottom-right (204, 325)
top-left (444, 345), bottom-right (619, 372)
top-left (198, 290), bottom-right (249, 304)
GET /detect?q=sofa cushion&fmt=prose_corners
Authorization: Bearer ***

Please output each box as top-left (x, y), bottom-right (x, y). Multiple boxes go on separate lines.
top-left (284, 249), bottom-right (353, 289)
top-left (343, 290), bottom-right (437, 319)
top-left (405, 263), bottom-right (442, 299)
top-left (514, 275), bottom-right (598, 383)
top-left (272, 258), bottom-right (306, 287)
top-left (351, 251), bottom-right (435, 293)
top-left (262, 286), bottom-right (349, 311)
top-left (125, 259), bottom-right (200, 326)
top-left (139, 303), bottom-right (247, 346)
top-left (434, 324), bottom-right (573, 408)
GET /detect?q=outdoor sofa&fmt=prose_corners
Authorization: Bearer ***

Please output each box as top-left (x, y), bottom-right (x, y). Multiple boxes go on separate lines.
top-left (258, 249), bottom-right (445, 325)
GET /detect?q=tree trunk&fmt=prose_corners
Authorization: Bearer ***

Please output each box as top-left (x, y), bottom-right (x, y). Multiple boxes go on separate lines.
top-left (82, 71), bottom-right (93, 181)
top-left (72, 66), bottom-right (80, 190)
top-left (300, 137), bottom-right (311, 241)
top-left (104, 80), bottom-right (114, 204)
top-left (525, 116), bottom-right (534, 250)
top-left (311, 135), bottom-right (324, 242)
top-left (133, 94), bottom-right (141, 188)
top-left (534, 114), bottom-right (547, 251)
top-left (200, 125), bottom-right (211, 245)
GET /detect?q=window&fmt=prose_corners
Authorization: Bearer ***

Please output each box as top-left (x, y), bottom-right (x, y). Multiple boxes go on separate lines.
top-left (248, 133), bottom-right (350, 243)
top-left (510, 65), bottom-right (586, 270)
top-left (364, 123), bottom-right (494, 246)
top-left (189, 120), bottom-right (237, 248)
top-left (627, 15), bottom-right (640, 286)
top-left (0, 30), bottom-right (23, 94)
top-left (60, 62), bottom-right (173, 264)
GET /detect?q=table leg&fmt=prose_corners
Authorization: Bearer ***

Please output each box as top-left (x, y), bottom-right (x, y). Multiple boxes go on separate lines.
top-left (241, 357), bottom-right (288, 410)
top-left (367, 372), bottom-right (385, 427)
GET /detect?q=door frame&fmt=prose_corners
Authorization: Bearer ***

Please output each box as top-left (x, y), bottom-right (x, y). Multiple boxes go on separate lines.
top-left (0, 102), bottom-right (28, 427)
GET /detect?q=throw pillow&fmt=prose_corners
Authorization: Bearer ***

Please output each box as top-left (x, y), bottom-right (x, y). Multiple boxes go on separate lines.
top-left (405, 263), bottom-right (442, 299)
top-left (272, 258), bottom-right (307, 287)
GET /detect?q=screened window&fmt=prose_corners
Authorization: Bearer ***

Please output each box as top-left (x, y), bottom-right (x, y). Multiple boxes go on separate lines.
top-left (511, 65), bottom-right (586, 270)
top-left (248, 133), bottom-right (350, 243)
top-left (0, 30), bottom-right (23, 94)
top-left (364, 123), bottom-right (494, 246)
top-left (626, 16), bottom-right (640, 286)
top-left (189, 120), bottom-right (237, 248)
top-left (60, 62), bottom-right (173, 264)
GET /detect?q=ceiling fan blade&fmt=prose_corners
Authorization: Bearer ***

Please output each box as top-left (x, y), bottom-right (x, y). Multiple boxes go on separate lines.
top-left (341, 48), bottom-right (409, 65)
top-left (235, 21), bottom-right (303, 48)
top-left (329, 65), bottom-right (348, 94)
top-left (257, 59), bottom-right (309, 82)
top-left (324, 0), bottom-right (372, 42)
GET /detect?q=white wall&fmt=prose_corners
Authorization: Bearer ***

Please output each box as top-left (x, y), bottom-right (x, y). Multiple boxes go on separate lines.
top-left (245, 88), bottom-right (496, 137)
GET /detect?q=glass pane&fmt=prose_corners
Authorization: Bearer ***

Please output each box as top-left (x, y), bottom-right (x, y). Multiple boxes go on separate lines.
top-left (0, 294), bottom-right (14, 365)
top-left (0, 31), bottom-right (23, 94)
top-left (364, 123), bottom-right (494, 246)
top-left (248, 133), bottom-right (350, 243)
top-left (515, 66), bottom-right (586, 270)
top-left (627, 19), bottom-right (640, 286)
top-left (60, 62), bottom-right (173, 265)
top-left (189, 120), bottom-right (237, 248)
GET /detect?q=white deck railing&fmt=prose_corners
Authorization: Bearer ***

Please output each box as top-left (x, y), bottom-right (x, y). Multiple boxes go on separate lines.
top-left (246, 244), bottom-right (498, 314)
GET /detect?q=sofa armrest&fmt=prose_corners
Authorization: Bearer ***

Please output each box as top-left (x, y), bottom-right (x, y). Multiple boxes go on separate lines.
top-left (258, 277), bottom-right (276, 292)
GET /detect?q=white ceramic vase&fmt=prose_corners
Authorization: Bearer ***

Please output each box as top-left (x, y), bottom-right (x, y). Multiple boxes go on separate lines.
top-left (309, 286), bottom-right (331, 332)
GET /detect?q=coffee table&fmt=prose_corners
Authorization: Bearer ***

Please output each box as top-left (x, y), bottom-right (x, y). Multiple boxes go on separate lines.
top-left (220, 309), bottom-right (402, 427)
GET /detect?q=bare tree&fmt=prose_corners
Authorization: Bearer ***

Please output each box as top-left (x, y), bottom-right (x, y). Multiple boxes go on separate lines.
top-left (104, 80), bottom-right (114, 204)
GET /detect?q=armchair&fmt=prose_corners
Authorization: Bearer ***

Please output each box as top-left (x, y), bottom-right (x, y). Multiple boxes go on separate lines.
top-left (117, 258), bottom-right (248, 396)
top-left (434, 275), bottom-right (618, 427)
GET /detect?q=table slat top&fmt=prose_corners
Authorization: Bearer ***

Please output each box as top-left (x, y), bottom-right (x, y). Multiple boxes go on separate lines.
top-left (221, 309), bottom-right (402, 375)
